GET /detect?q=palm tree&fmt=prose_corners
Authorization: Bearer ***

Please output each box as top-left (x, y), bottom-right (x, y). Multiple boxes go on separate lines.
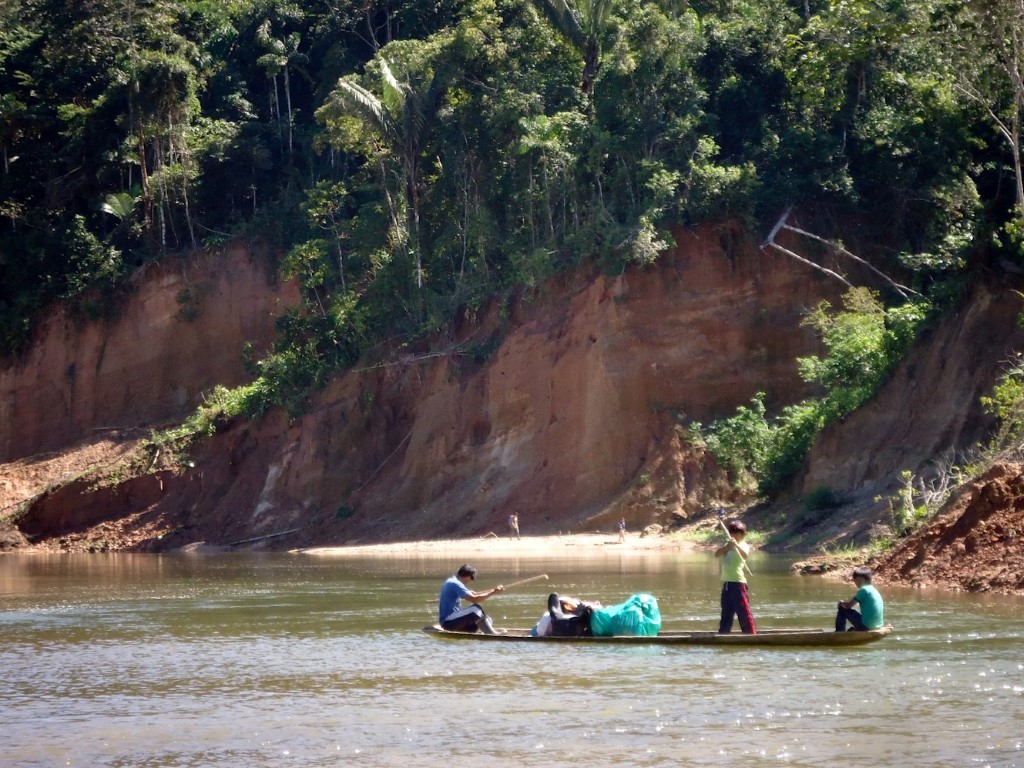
top-left (319, 55), bottom-right (447, 290)
top-left (256, 21), bottom-right (309, 159)
top-left (528, 0), bottom-right (614, 96)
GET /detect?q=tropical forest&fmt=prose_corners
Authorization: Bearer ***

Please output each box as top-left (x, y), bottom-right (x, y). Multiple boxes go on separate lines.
top-left (1, 0), bottom-right (1024, 595)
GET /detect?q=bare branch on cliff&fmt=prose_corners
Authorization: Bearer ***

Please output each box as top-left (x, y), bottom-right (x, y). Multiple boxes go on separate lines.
top-left (782, 222), bottom-right (922, 299)
top-left (761, 212), bottom-right (854, 288)
top-left (349, 427), bottom-right (414, 498)
top-left (765, 240), bottom-right (853, 288)
top-left (227, 527), bottom-right (305, 547)
top-left (351, 347), bottom-right (461, 376)
top-left (763, 205), bottom-right (793, 246)
top-left (761, 208), bottom-right (921, 299)
top-left (352, 327), bottom-right (488, 375)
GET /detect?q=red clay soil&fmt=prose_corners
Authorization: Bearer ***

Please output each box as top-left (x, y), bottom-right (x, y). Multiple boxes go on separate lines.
top-left (872, 462), bottom-right (1024, 595)
top-left (4, 231), bottom-right (1024, 602)
top-left (0, 433), bottom-right (181, 552)
top-left (5, 438), bottom-right (1024, 603)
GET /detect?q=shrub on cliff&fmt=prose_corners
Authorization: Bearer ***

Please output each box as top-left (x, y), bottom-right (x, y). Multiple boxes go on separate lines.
top-left (703, 289), bottom-right (931, 497)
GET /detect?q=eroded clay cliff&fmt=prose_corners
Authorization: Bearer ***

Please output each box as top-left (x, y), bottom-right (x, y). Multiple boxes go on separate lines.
top-left (5, 223), bottom-right (841, 549)
top-left (0, 245), bottom-right (299, 463)
top-left (6, 221), bottom-right (1024, 595)
top-left (0, 245), bottom-right (298, 521)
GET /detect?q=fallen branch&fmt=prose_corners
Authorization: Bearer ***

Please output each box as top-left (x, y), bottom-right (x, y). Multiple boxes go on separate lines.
top-left (762, 205), bottom-right (792, 247)
top-left (348, 428), bottom-right (413, 496)
top-left (782, 222), bottom-right (921, 299)
top-left (761, 208), bottom-right (921, 298)
top-left (762, 238), bottom-right (854, 289)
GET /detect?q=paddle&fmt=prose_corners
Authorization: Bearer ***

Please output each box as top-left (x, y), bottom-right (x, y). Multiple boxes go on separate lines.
top-left (426, 573), bottom-right (548, 603)
top-left (717, 509), bottom-right (752, 576)
top-left (502, 573), bottom-right (549, 590)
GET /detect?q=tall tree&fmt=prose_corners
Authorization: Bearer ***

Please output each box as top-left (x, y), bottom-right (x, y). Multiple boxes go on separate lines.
top-left (256, 16), bottom-right (308, 159)
top-left (318, 41), bottom-right (449, 291)
top-left (956, 0), bottom-right (1024, 226)
top-left (527, 0), bottom-right (614, 96)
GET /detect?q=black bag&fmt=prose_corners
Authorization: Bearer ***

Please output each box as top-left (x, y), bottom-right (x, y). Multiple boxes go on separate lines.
top-left (548, 593), bottom-right (593, 637)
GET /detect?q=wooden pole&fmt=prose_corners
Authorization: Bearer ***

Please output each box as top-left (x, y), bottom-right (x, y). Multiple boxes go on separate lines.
top-left (502, 573), bottom-right (549, 590)
top-left (426, 573), bottom-right (548, 603)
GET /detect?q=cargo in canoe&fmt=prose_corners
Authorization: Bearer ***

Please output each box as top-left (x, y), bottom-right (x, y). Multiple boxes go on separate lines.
top-left (422, 625), bottom-right (892, 647)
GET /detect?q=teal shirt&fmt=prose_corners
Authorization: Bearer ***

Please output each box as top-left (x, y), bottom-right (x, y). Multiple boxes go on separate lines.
top-left (855, 584), bottom-right (884, 629)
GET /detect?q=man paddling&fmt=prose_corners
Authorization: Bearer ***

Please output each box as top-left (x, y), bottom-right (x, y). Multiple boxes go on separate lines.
top-left (438, 564), bottom-right (505, 634)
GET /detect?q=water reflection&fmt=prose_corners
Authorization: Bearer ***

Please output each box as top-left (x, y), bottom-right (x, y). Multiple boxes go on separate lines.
top-left (2, 551), bottom-right (1022, 767)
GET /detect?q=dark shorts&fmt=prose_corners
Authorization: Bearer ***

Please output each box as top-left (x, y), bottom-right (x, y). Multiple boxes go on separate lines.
top-left (441, 605), bottom-right (485, 632)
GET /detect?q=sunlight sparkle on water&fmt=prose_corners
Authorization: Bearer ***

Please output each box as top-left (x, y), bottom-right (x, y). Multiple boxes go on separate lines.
top-left (3, 553), bottom-right (1024, 768)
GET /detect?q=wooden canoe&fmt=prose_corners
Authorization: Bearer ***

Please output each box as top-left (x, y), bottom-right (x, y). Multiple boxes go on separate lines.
top-left (422, 625), bottom-right (893, 647)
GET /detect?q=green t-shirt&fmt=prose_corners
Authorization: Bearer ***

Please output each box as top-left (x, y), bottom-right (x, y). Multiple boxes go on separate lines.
top-left (720, 545), bottom-right (748, 584)
top-left (855, 584), bottom-right (884, 629)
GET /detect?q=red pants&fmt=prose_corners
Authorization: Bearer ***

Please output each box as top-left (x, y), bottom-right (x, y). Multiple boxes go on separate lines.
top-left (720, 582), bottom-right (756, 634)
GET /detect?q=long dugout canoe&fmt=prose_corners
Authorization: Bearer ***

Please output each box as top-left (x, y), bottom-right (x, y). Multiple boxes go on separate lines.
top-left (422, 625), bottom-right (893, 647)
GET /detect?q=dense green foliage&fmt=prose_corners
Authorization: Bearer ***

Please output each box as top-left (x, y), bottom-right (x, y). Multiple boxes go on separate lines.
top-left (981, 351), bottom-right (1024, 456)
top-left (702, 288), bottom-right (930, 495)
top-left (2, 0), bottom-right (1022, 436)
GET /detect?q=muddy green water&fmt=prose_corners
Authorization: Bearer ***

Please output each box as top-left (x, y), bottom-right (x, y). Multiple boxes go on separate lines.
top-left (2, 550), bottom-right (1022, 767)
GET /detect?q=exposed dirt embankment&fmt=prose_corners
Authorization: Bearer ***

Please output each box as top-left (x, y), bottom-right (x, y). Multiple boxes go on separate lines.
top-left (3, 223), bottom-right (841, 551)
top-left (0, 245), bottom-right (299, 462)
top-left (871, 463), bottom-right (1024, 594)
top-left (800, 287), bottom-right (1024, 499)
top-left (760, 284), bottom-right (1024, 555)
top-left (5, 224), bottom-right (1024, 601)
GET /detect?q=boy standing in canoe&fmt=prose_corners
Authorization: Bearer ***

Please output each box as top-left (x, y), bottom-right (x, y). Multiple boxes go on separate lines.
top-left (716, 519), bottom-right (757, 634)
top-left (835, 567), bottom-right (885, 631)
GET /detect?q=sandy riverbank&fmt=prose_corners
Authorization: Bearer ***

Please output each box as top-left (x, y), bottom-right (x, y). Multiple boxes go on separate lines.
top-left (296, 532), bottom-right (701, 557)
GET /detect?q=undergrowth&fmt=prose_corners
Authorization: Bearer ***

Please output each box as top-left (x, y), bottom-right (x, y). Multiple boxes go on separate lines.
top-left (144, 382), bottom-right (274, 464)
top-left (694, 288), bottom-right (931, 500)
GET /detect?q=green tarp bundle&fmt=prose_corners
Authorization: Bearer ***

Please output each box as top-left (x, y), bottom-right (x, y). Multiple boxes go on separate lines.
top-left (590, 593), bottom-right (661, 636)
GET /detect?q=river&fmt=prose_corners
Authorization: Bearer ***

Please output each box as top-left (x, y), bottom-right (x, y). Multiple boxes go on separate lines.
top-left (2, 550), bottom-right (1022, 767)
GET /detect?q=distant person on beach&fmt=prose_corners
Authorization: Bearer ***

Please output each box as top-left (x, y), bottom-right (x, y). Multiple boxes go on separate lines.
top-left (438, 564), bottom-right (505, 634)
top-left (508, 513), bottom-right (520, 539)
top-left (835, 567), bottom-right (885, 631)
top-left (618, 517), bottom-right (626, 542)
top-left (715, 519), bottom-right (756, 634)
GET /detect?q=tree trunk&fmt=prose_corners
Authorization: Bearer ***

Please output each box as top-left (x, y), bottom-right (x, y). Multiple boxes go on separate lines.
top-left (1012, 93), bottom-right (1024, 222)
top-left (284, 67), bottom-right (293, 158)
top-left (138, 128), bottom-right (154, 249)
top-left (408, 165), bottom-right (422, 289)
top-left (182, 158), bottom-right (197, 251)
top-left (1013, 136), bottom-right (1024, 223)
top-left (271, 75), bottom-right (281, 144)
top-left (582, 44), bottom-right (600, 95)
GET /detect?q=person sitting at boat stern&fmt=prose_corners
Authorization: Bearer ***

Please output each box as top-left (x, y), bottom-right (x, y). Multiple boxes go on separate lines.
top-left (835, 566), bottom-right (884, 632)
top-left (716, 520), bottom-right (756, 634)
top-left (439, 564), bottom-right (505, 634)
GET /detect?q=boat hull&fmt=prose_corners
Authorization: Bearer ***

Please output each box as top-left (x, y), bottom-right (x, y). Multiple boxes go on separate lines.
top-left (422, 625), bottom-right (892, 647)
